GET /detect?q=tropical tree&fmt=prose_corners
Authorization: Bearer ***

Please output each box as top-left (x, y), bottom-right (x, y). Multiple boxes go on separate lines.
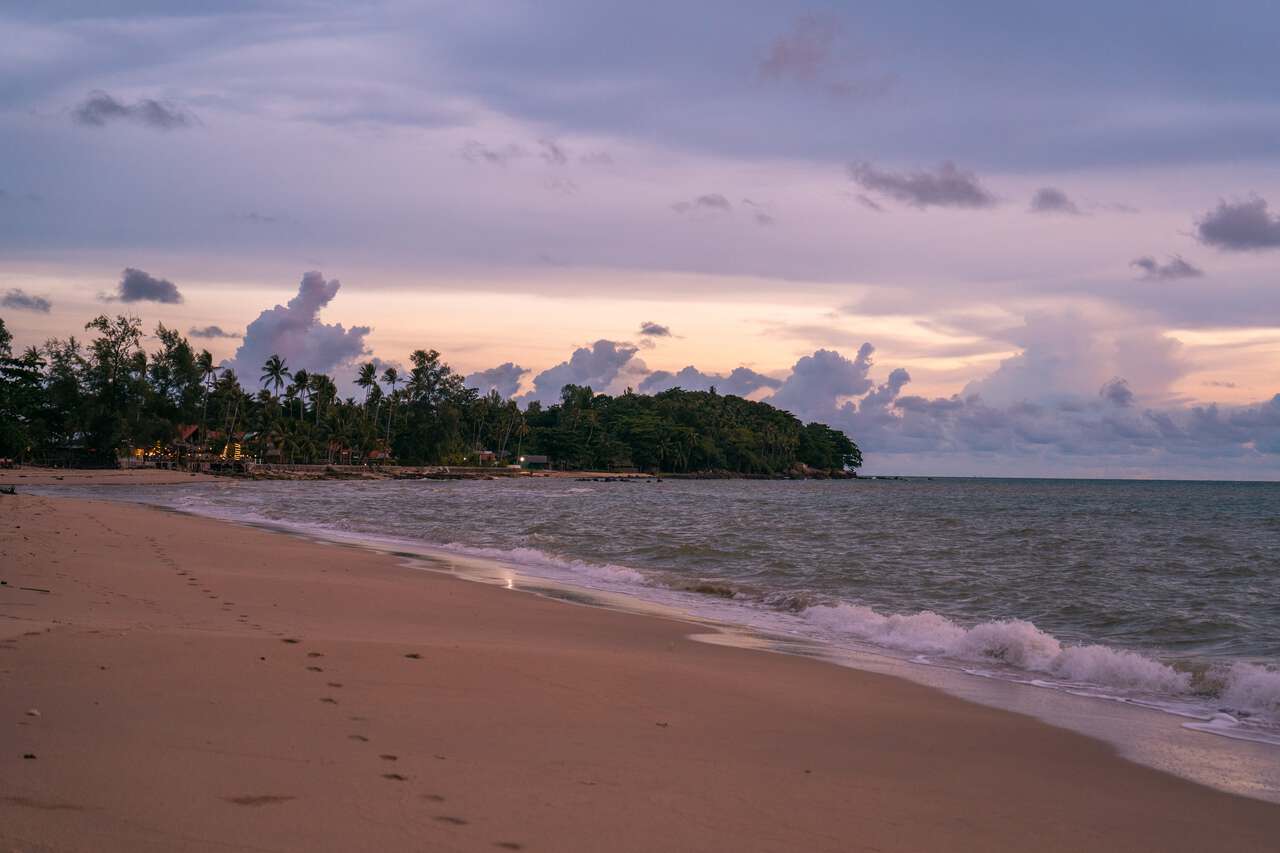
top-left (261, 354), bottom-right (290, 398)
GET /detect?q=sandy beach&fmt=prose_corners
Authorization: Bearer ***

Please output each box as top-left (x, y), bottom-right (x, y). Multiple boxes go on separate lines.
top-left (3, 488), bottom-right (1279, 852)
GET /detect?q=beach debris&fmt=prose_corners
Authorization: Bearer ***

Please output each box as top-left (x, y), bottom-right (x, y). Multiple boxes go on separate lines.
top-left (19, 587), bottom-right (51, 594)
top-left (23, 753), bottom-right (36, 759)
top-left (320, 697), bottom-right (338, 704)
top-left (382, 773), bottom-right (408, 781)
top-left (306, 652), bottom-right (324, 658)
top-left (655, 721), bottom-right (669, 727)
top-left (306, 666), bottom-right (323, 672)
top-left (404, 652), bottom-right (422, 659)
top-left (0, 486), bottom-right (16, 495)
top-left (281, 638), bottom-right (300, 644)
top-left (25, 708), bottom-right (40, 718)
top-left (379, 754), bottom-right (398, 761)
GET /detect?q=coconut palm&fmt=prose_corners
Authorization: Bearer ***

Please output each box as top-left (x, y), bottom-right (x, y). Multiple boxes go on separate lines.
top-left (381, 366), bottom-right (400, 446)
top-left (290, 369), bottom-right (311, 420)
top-left (196, 349), bottom-right (217, 460)
top-left (260, 354), bottom-right (290, 398)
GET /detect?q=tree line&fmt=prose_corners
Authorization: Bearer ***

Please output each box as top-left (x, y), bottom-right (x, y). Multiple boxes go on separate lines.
top-left (0, 315), bottom-right (861, 474)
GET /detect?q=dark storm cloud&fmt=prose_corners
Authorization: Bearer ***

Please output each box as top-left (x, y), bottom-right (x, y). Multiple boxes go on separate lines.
top-left (107, 268), bottom-right (183, 304)
top-left (672, 193), bottom-right (732, 214)
top-left (1029, 186), bottom-right (1080, 215)
top-left (849, 161), bottom-right (997, 209)
top-left (1195, 196), bottom-right (1280, 251)
top-left (72, 90), bottom-right (193, 129)
top-left (526, 339), bottom-right (641, 403)
top-left (228, 271), bottom-right (370, 377)
top-left (1, 288), bottom-right (52, 313)
top-left (639, 365), bottom-right (781, 396)
top-left (1130, 255), bottom-right (1203, 281)
top-left (188, 325), bottom-right (239, 339)
top-left (639, 321), bottom-right (671, 337)
top-left (466, 362), bottom-right (529, 398)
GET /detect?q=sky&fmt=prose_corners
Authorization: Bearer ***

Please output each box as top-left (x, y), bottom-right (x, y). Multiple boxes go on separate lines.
top-left (2, 0), bottom-right (1279, 478)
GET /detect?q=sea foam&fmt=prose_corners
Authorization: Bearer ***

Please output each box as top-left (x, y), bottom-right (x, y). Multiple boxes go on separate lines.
top-left (801, 603), bottom-right (1192, 695)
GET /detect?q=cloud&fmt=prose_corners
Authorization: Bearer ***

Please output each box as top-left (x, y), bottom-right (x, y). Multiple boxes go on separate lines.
top-left (538, 139), bottom-right (568, 165)
top-left (465, 362), bottom-right (529, 398)
top-left (639, 321), bottom-right (671, 337)
top-left (1099, 377), bottom-right (1135, 407)
top-left (227, 271), bottom-right (370, 378)
top-left (72, 90), bottom-right (194, 130)
top-left (639, 365), bottom-right (781, 396)
top-left (2, 288), bottom-right (52, 313)
top-left (1029, 186), bottom-right (1080, 215)
top-left (105, 268), bottom-right (183, 304)
top-left (766, 344), bottom-right (876, 421)
top-left (742, 198), bottom-right (776, 226)
top-left (961, 313), bottom-right (1187, 407)
top-left (759, 15), bottom-right (891, 99)
top-left (526, 339), bottom-right (641, 403)
top-left (1131, 255), bottom-right (1203, 280)
top-left (854, 194), bottom-right (885, 212)
top-left (188, 325), bottom-right (240, 339)
top-left (672, 193), bottom-right (732, 214)
top-left (461, 140), bottom-right (526, 165)
top-left (1195, 196), bottom-right (1280, 251)
top-left (751, 336), bottom-right (1280, 476)
top-left (849, 161), bottom-right (997, 209)
top-left (760, 15), bottom-right (839, 82)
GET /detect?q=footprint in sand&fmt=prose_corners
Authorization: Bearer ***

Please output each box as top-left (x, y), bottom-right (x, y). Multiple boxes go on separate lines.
top-left (379, 754), bottom-right (397, 761)
top-left (224, 795), bottom-right (295, 806)
top-left (282, 638), bottom-right (301, 644)
top-left (348, 734), bottom-right (369, 742)
top-left (382, 773), bottom-right (408, 781)
top-left (404, 653), bottom-right (422, 659)
top-left (306, 666), bottom-right (324, 672)
top-left (495, 843), bottom-right (524, 850)
top-left (433, 815), bottom-right (467, 825)
top-left (421, 794), bottom-right (446, 803)
top-left (320, 697), bottom-right (338, 704)
top-left (327, 682), bottom-right (343, 688)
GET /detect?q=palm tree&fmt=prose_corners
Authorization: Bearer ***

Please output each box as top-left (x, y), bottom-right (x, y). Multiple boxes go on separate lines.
top-left (290, 369), bottom-right (311, 420)
top-left (260, 354), bottom-right (290, 398)
top-left (196, 350), bottom-right (217, 463)
top-left (381, 366), bottom-right (400, 446)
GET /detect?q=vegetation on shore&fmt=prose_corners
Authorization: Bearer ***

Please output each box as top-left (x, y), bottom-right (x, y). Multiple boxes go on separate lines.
top-left (0, 315), bottom-right (861, 475)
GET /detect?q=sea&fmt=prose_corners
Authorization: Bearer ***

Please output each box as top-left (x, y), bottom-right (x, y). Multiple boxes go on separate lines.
top-left (36, 476), bottom-right (1280, 800)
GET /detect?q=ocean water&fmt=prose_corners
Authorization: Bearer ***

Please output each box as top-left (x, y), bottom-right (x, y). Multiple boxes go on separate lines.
top-left (38, 477), bottom-right (1280, 781)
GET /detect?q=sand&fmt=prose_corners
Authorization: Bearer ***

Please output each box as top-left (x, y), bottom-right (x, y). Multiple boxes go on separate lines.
top-left (2, 489), bottom-right (1279, 852)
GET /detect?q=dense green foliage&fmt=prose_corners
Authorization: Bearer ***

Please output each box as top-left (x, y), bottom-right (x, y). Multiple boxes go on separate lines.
top-left (0, 314), bottom-right (860, 473)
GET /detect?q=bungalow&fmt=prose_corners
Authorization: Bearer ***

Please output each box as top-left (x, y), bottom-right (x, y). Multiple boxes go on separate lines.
top-left (518, 454), bottom-right (550, 470)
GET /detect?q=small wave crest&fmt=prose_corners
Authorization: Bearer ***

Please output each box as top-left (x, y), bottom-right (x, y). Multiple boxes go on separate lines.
top-left (1220, 662), bottom-right (1280, 717)
top-left (801, 603), bottom-right (1193, 695)
top-left (436, 542), bottom-right (649, 587)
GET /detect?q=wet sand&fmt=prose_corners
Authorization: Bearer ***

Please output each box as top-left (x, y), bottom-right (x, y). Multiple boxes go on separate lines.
top-left (3, 491), bottom-right (1279, 852)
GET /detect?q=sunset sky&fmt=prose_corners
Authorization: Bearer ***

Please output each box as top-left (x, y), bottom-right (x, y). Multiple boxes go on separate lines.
top-left (3, 1), bottom-right (1279, 477)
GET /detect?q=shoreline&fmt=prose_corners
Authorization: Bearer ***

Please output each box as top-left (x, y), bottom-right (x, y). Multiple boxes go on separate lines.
top-left (4, 492), bottom-right (1280, 850)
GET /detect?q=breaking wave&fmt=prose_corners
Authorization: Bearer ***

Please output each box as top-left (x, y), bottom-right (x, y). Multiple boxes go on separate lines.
top-left (800, 602), bottom-right (1279, 724)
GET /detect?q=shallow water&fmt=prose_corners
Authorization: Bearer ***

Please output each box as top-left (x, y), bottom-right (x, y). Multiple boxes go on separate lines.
top-left (36, 477), bottom-right (1280, 788)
